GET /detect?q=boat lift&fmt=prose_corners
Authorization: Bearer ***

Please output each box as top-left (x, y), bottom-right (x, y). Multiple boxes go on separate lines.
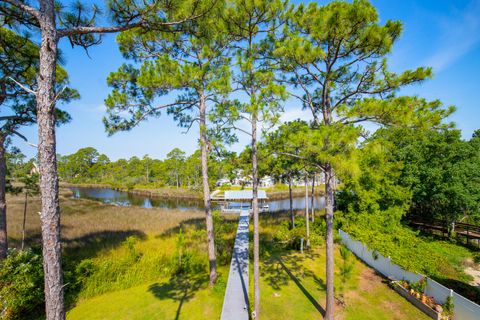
top-left (211, 190), bottom-right (269, 213)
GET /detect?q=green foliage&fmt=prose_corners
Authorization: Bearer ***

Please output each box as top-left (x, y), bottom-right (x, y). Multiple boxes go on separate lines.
top-left (73, 236), bottom-right (173, 299)
top-left (212, 212), bottom-right (236, 266)
top-left (105, 0), bottom-right (235, 151)
top-left (374, 127), bottom-right (480, 225)
top-left (212, 0), bottom-right (287, 136)
top-left (0, 249), bottom-right (44, 320)
top-left (172, 229), bottom-right (202, 275)
top-left (337, 136), bottom-right (412, 223)
top-left (0, 27), bottom-right (78, 142)
top-left (19, 173), bottom-right (39, 196)
top-left (269, 0), bottom-right (452, 202)
top-left (410, 278), bottom-right (426, 293)
top-left (443, 296), bottom-right (454, 317)
top-left (262, 120), bottom-right (308, 182)
top-left (273, 217), bottom-right (325, 250)
top-left (336, 125), bottom-right (480, 298)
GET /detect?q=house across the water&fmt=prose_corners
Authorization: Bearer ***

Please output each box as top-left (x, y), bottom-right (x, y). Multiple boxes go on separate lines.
top-left (211, 190), bottom-right (269, 213)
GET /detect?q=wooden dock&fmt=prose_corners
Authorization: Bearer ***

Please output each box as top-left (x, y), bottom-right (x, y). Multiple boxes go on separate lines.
top-left (220, 209), bottom-right (250, 320)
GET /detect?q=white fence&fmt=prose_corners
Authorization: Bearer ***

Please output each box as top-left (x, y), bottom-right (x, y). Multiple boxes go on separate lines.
top-left (338, 229), bottom-right (480, 320)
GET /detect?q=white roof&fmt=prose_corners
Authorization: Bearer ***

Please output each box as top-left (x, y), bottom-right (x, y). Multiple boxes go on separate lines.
top-left (223, 190), bottom-right (268, 200)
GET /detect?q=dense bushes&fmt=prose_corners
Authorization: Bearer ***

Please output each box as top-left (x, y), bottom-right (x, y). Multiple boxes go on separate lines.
top-left (338, 210), bottom-right (474, 278)
top-left (0, 249), bottom-right (44, 320)
top-left (73, 233), bottom-right (209, 299)
top-left (272, 216), bottom-right (325, 251)
top-left (213, 212), bottom-right (237, 266)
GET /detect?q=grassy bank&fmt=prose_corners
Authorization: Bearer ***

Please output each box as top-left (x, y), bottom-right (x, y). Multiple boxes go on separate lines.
top-left (5, 194), bottom-right (434, 319)
top-left (6, 192), bottom-right (205, 251)
top-left (67, 245), bottom-right (428, 320)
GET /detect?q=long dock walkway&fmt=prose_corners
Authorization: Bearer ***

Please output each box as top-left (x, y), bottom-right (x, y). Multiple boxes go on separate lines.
top-left (220, 209), bottom-right (250, 320)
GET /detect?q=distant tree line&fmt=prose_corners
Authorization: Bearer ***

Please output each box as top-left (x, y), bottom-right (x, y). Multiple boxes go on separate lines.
top-left (56, 147), bottom-right (239, 190)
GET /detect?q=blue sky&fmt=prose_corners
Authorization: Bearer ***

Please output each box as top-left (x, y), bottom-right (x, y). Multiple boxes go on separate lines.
top-left (11, 0), bottom-right (480, 160)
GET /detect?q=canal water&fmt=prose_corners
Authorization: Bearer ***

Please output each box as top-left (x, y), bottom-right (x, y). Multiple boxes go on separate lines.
top-left (70, 187), bottom-right (325, 212)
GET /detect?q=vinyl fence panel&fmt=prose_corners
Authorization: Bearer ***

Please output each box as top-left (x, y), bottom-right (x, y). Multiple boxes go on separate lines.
top-left (338, 229), bottom-right (480, 320)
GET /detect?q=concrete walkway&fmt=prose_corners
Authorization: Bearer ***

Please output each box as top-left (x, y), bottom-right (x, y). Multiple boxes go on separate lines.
top-left (220, 210), bottom-right (250, 320)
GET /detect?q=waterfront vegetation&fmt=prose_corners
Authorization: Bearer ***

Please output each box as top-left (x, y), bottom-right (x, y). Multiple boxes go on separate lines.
top-left (3, 193), bottom-right (431, 319)
top-left (1, 0), bottom-right (480, 319)
top-left (1, 191), bottom-right (476, 319)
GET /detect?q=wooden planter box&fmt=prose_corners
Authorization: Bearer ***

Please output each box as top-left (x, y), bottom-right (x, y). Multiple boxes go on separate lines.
top-left (391, 281), bottom-right (442, 320)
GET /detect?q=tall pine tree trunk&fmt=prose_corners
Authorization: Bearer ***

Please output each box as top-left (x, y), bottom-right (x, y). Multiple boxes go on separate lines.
top-left (305, 174), bottom-right (310, 249)
top-left (252, 114), bottom-right (260, 318)
top-left (324, 164), bottom-right (335, 320)
top-left (311, 173), bottom-right (315, 223)
top-left (0, 134), bottom-right (7, 260)
top-left (288, 175), bottom-right (294, 228)
top-left (37, 1), bottom-right (65, 318)
top-left (199, 92), bottom-right (217, 286)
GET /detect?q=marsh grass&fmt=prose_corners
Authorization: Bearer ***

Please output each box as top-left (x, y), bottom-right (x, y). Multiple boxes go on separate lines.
top-left (5, 191), bottom-right (430, 319)
top-left (6, 189), bottom-right (205, 248)
top-left (5, 190), bottom-right (216, 302)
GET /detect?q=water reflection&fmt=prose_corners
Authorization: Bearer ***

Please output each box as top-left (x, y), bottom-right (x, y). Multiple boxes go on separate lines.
top-left (70, 187), bottom-right (325, 212)
top-left (70, 187), bottom-right (204, 211)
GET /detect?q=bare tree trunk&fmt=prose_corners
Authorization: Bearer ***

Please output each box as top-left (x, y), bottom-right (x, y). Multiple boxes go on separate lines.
top-left (324, 165), bottom-right (335, 320)
top-left (305, 174), bottom-right (310, 249)
top-left (288, 175), bottom-right (294, 229)
top-left (22, 192), bottom-right (28, 250)
top-left (252, 114), bottom-right (260, 319)
top-left (311, 173), bottom-right (315, 223)
top-left (0, 135), bottom-right (7, 260)
top-left (199, 92), bottom-right (217, 286)
top-left (37, 1), bottom-right (65, 318)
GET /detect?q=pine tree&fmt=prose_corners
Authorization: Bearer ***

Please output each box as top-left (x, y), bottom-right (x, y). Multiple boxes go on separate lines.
top-left (0, 1), bottom-right (209, 318)
top-left (104, 1), bottom-right (231, 285)
top-left (272, 1), bottom-right (452, 317)
top-left (0, 27), bottom-right (76, 260)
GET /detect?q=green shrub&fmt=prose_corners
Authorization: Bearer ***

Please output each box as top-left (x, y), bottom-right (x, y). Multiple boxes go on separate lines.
top-left (273, 217), bottom-right (324, 251)
top-left (0, 249), bottom-right (44, 320)
top-left (213, 212), bottom-right (236, 266)
top-left (410, 278), bottom-right (426, 293)
top-left (443, 296), bottom-right (454, 317)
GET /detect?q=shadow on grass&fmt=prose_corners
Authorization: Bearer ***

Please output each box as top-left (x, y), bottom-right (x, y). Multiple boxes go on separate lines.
top-left (155, 217), bottom-right (206, 239)
top-left (262, 252), bottom-right (325, 317)
top-left (148, 274), bottom-right (207, 320)
top-left (63, 230), bottom-right (147, 261)
top-left (13, 228), bottom-right (147, 262)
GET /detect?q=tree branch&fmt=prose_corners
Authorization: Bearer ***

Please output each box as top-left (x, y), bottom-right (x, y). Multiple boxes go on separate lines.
top-left (8, 77), bottom-right (36, 96)
top-left (1, 0), bottom-right (40, 20)
top-left (11, 129), bottom-right (27, 141)
top-left (57, 7), bottom-right (211, 38)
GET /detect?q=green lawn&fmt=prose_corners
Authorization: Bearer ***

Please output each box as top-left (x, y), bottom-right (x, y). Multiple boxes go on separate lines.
top-left (67, 274), bottom-right (226, 320)
top-left (6, 193), bottom-right (432, 319)
top-left (256, 248), bottom-right (429, 320)
top-left (67, 245), bottom-right (429, 320)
